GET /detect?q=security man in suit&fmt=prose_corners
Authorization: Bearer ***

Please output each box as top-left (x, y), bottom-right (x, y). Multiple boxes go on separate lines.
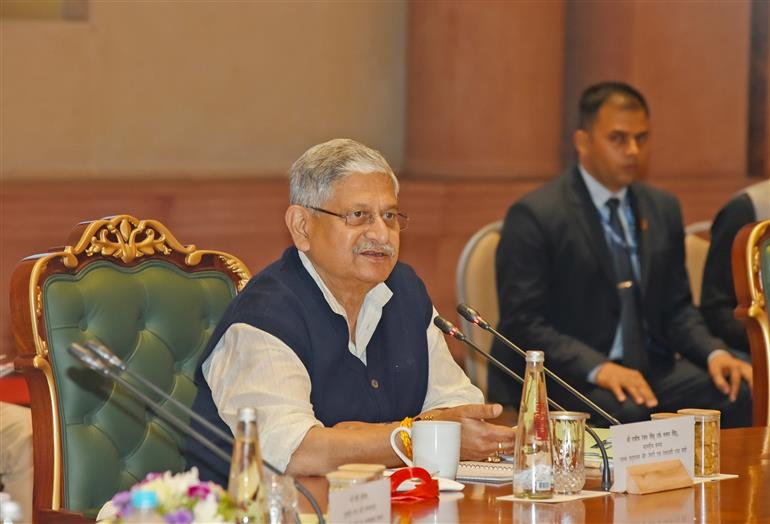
top-left (487, 82), bottom-right (752, 428)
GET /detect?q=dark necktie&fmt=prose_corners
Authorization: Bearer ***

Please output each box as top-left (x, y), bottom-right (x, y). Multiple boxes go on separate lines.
top-left (606, 198), bottom-right (647, 371)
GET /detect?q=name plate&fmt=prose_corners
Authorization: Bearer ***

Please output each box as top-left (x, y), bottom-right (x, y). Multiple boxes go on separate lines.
top-left (610, 417), bottom-right (694, 493)
top-left (328, 478), bottom-right (390, 523)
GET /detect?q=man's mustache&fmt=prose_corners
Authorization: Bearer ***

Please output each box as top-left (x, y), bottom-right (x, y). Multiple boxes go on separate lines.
top-left (353, 242), bottom-right (396, 257)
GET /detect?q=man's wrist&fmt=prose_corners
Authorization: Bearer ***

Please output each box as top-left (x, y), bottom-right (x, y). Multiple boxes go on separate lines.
top-left (707, 349), bottom-right (731, 363)
top-left (587, 362), bottom-right (608, 385)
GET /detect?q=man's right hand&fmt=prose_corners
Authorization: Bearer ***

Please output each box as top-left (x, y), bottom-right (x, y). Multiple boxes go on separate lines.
top-left (433, 403), bottom-right (517, 461)
top-left (595, 362), bottom-right (658, 407)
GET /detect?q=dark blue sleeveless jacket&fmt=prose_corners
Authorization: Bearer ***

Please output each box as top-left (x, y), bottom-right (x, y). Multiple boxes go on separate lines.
top-left (187, 247), bottom-right (432, 483)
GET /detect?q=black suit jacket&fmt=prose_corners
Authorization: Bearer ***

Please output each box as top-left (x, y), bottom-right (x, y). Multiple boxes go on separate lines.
top-left (487, 167), bottom-right (725, 405)
top-left (700, 193), bottom-right (756, 354)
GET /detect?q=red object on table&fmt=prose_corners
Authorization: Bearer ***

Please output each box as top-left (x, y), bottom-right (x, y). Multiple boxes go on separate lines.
top-left (389, 467), bottom-right (439, 503)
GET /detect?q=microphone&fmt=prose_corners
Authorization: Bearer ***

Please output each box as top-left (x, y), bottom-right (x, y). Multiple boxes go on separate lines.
top-left (68, 343), bottom-right (233, 466)
top-left (83, 340), bottom-right (234, 447)
top-left (434, 316), bottom-right (612, 491)
top-left (457, 303), bottom-right (620, 427)
top-left (433, 317), bottom-right (559, 407)
top-left (68, 342), bottom-right (325, 523)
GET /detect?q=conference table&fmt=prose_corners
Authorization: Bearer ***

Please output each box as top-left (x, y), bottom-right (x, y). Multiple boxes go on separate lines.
top-left (298, 426), bottom-right (770, 522)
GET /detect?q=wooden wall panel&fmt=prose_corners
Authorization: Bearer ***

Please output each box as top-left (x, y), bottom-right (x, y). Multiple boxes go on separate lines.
top-left (563, 1), bottom-right (751, 180)
top-left (1, 174), bottom-right (748, 365)
top-left (405, 1), bottom-right (566, 178)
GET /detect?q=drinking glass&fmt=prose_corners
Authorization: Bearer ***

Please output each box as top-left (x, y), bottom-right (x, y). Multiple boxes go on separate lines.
top-left (549, 411), bottom-right (589, 494)
top-left (264, 472), bottom-right (298, 524)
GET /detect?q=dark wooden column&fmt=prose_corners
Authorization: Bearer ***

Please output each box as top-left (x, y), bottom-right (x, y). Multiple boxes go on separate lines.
top-left (748, 0), bottom-right (769, 178)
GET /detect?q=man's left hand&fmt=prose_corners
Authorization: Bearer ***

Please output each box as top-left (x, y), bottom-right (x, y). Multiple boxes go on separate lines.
top-left (708, 352), bottom-right (753, 402)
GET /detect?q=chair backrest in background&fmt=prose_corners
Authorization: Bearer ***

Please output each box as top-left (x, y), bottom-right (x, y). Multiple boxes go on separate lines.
top-left (455, 221), bottom-right (502, 395)
top-left (684, 220), bottom-right (712, 306)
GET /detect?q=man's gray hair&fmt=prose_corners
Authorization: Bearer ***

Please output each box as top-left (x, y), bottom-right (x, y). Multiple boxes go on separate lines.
top-left (289, 138), bottom-right (399, 208)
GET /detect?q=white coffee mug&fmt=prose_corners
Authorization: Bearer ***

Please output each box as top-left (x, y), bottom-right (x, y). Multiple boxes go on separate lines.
top-left (389, 420), bottom-right (461, 479)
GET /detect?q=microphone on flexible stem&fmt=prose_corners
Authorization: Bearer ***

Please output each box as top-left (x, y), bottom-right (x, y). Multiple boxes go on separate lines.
top-left (434, 316), bottom-right (612, 492)
top-left (83, 340), bottom-right (235, 448)
top-left (457, 303), bottom-right (620, 427)
top-left (68, 343), bottom-right (233, 465)
top-left (68, 342), bottom-right (325, 524)
top-left (434, 316), bottom-right (565, 412)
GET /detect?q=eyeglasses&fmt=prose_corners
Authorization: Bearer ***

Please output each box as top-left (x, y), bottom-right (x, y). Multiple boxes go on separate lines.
top-left (308, 206), bottom-right (409, 231)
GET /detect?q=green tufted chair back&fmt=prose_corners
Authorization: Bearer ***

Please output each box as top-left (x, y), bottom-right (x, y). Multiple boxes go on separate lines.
top-left (10, 215), bottom-right (251, 520)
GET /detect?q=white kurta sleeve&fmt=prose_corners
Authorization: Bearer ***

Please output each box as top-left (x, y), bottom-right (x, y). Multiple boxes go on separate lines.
top-left (202, 323), bottom-right (322, 472)
top-left (421, 308), bottom-right (484, 411)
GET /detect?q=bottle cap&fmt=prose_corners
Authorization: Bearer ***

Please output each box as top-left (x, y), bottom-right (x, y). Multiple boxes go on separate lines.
top-left (237, 407), bottom-right (257, 423)
top-left (525, 350), bottom-right (544, 363)
top-left (549, 411), bottom-right (589, 421)
top-left (131, 490), bottom-right (159, 510)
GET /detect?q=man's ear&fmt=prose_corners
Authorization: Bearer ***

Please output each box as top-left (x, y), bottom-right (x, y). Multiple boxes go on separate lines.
top-left (285, 205), bottom-right (311, 252)
top-left (574, 128), bottom-right (589, 158)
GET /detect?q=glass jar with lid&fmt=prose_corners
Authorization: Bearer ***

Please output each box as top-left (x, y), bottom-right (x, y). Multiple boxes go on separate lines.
top-left (677, 408), bottom-right (720, 477)
top-left (649, 412), bottom-right (685, 420)
top-left (337, 463), bottom-right (386, 480)
top-left (325, 470), bottom-right (373, 493)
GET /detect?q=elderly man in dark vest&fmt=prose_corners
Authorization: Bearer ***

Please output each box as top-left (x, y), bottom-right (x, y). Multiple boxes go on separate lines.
top-left (188, 139), bottom-right (515, 482)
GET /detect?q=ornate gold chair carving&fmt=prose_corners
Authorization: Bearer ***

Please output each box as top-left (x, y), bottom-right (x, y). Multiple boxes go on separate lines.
top-left (9, 215), bottom-right (250, 523)
top-left (733, 219), bottom-right (770, 426)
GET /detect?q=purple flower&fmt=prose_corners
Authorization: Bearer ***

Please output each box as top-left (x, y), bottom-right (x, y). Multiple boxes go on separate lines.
top-left (187, 483), bottom-right (211, 499)
top-left (111, 491), bottom-right (132, 514)
top-left (144, 472), bottom-right (163, 482)
top-left (164, 509), bottom-right (194, 524)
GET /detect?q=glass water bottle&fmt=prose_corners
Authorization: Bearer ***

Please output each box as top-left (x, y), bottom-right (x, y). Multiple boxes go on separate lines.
top-left (512, 350), bottom-right (554, 499)
top-left (228, 407), bottom-right (266, 522)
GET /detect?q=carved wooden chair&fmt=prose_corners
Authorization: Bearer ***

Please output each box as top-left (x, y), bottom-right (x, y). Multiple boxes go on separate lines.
top-left (733, 219), bottom-right (770, 426)
top-left (9, 215), bottom-right (251, 523)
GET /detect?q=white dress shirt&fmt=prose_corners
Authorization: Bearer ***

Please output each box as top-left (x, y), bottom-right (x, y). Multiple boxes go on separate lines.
top-left (203, 251), bottom-right (483, 471)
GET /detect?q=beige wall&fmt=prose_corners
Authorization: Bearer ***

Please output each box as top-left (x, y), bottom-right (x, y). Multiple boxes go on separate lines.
top-left (0, 2), bottom-right (407, 178)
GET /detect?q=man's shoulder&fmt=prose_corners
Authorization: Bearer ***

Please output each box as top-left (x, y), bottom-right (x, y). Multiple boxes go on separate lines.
top-left (505, 168), bottom-right (576, 223)
top-left (520, 168), bottom-right (572, 204)
top-left (388, 261), bottom-right (427, 292)
top-left (629, 180), bottom-right (680, 209)
top-left (233, 248), bottom-right (307, 308)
